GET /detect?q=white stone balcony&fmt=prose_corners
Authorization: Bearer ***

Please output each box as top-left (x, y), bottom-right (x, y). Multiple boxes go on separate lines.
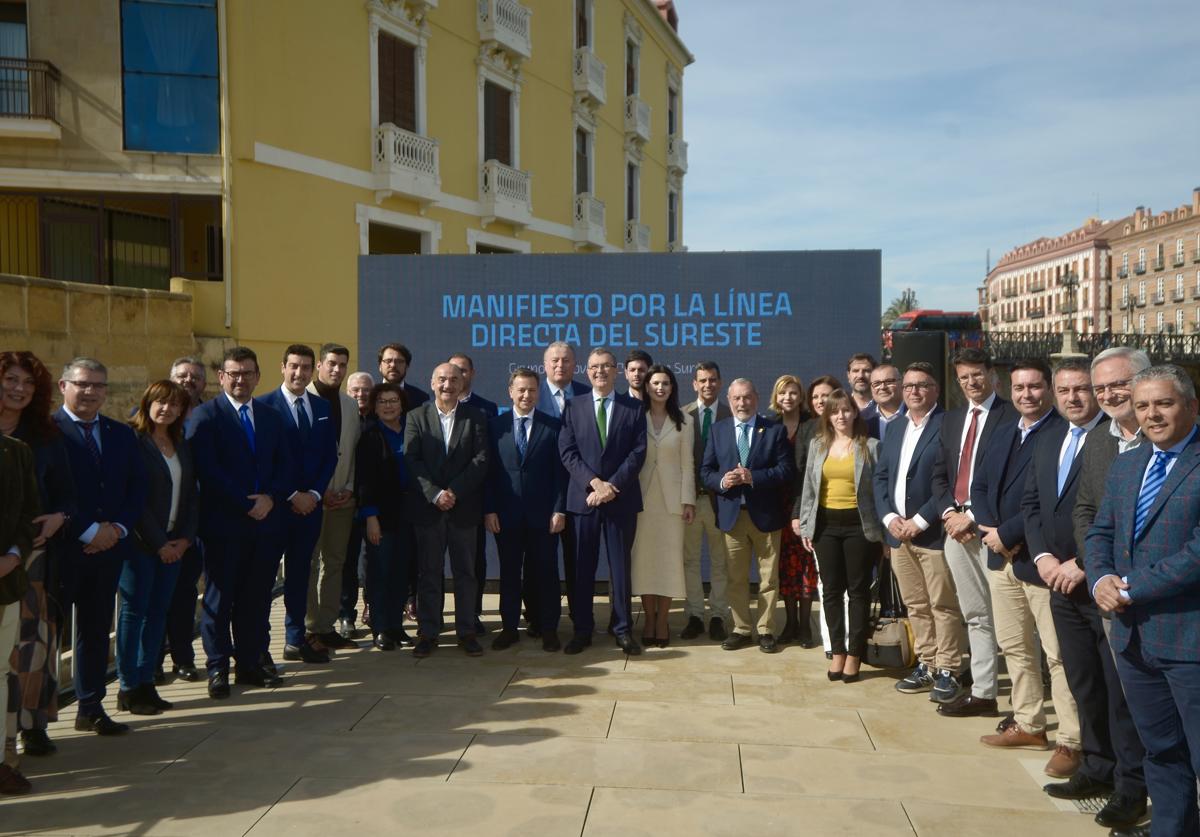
top-left (480, 159), bottom-right (532, 228)
top-left (373, 123), bottom-right (441, 206)
top-left (573, 193), bottom-right (605, 249)
top-left (624, 219), bottom-right (650, 253)
top-left (624, 95), bottom-right (651, 144)
top-left (572, 48), bottom-right (606, 106)
top-left (477, 0), bottom-right (532, 61)
top-left (667, 135), bottom-right (688, 175)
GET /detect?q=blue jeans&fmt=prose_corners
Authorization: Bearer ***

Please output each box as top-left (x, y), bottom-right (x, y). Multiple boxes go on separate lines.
top-left (365, 525), bottom-right (412, 636)
top-left (117, 550), bottom-right (182, 689)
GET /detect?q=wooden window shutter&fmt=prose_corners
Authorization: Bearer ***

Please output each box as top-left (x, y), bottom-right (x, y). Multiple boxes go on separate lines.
top-left (378, 32), bottom-right (416, 132)
top-left (575, 129), bottom-right (589, 194)
top-left (378, 33), bottom-right (396, 124)
top-left (484, 82), bottom-right (512, 166)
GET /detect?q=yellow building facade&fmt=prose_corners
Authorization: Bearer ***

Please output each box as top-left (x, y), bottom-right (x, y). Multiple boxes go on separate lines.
top-left (0, 0), bottom-right (693, 373)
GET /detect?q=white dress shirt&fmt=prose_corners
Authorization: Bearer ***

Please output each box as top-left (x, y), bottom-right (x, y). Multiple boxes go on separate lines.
top-left (436, 404), bottom-right (456, 453)
top-left (883, 411), bottom-right (934, 531)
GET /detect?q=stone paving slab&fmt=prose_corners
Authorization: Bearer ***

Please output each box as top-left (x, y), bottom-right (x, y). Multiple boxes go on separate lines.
top-left (353, 693), bottom-right (616, 738)
top-left (608, 700), bottom-right (872, 750)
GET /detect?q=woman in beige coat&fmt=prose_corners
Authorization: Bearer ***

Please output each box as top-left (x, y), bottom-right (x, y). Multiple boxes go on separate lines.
top-left (631, 365), bottom-right (696, 647)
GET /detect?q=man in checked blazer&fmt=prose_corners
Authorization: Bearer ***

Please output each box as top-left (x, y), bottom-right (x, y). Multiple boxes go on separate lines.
top-left (1087, 364), bottom-right (1200, 837)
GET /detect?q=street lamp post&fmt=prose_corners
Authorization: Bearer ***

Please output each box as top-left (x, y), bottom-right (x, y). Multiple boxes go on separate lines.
top-left (1053, 268), bottom-right (1085, 359)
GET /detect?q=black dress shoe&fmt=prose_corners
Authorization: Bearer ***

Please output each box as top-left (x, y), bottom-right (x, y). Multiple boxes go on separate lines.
top-left (708, 617), bottom-right (727, 641)
top-left (283, 641), bottom-right (330, 664)
top-left (474, 618), bottom-right (489, 636)
top-left (459, 635), bottom-right (484, 656)
top-left (525, 624), bottom-right (543, 639)
top-left (1044, 772), bottom-right (1114, 800)
top-left (542, 633), bottom-right (561, 652)
top-left (117, 685), bottom-right (160, 716)
top-left (74, 713), bottom-right (130, 736)
top-left (1093, 793), bottom-right (1147, 829)
top-left (391, 629), bottom-right (414, 647)
top-left (260, 652), bottom-right (278, 677)
top-left (147, 686), bottom-right (173, 710)
top-left (317, 631), bottom-right (357, 650)
top-left (19, 729), bottom-right (56, 757)
top-left (758, 633), bottom-right (779, 654)
top-left (154, 665), bottom-right (167, 686)
top-left (413, 637), bottom-right (436, 658)
top-left (615, 633), bottom-right (643, 655)
top-left (1106, 825), bottom-right (1150, 837)
top-left (680, 615), bottom-right (705, 639)
top-left (936, 694), bottom-right (1000, 718)
top-left (234, 666), bottom-right (284, 688)
top-left (374, 633), bottom-right (396, 651)
top-left (563, 636), bottom-right (592, 655)
top-left (208, 670), bottom-right (230, 699)
top-left (172, 663), bottom-right (201, 682)
top-left (491, 629), bottom-right (520, 650)
top-left (722, 632), bottom-right (753, 651)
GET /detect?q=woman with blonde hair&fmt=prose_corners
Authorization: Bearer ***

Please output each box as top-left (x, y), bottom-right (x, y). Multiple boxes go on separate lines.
top-left (794, 389), bottom-right (882, 682)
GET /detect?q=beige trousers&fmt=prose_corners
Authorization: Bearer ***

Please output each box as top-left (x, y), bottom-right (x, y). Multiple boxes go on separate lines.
top-left (682, 496), bottom-right (730, 621)
top-left (890, 542), bottom-right (966, 672)
top-left (722, 511), bottom-right (780, 637)
top-left (987, 560), bottom-right (1080, 746)
top-left (305, 504), bottom-right (356, 634)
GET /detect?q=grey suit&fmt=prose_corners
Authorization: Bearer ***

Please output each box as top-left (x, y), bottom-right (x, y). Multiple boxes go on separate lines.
top-left (681, 400), bottom-right (732, 622)
top-left (795, 436), bottom-right (883, 542)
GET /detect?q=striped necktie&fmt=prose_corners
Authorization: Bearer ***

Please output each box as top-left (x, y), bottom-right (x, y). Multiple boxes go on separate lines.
top-left (737, 422), bottom-right (751, 466)
top-left (1133, 450), bottom-right (1176, 541)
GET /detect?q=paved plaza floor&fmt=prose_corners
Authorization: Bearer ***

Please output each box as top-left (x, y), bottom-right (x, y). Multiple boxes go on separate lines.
top-left (3, 595), bottom-right (1118, 836)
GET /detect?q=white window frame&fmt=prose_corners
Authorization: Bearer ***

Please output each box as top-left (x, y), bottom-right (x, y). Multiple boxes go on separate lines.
top-left (477, 60), bottom-right (521, 169)
top-left (1138, 313), bottom-right (1146, 333)
top-left (368, 2), bottom-right (430, 136)
top-left (1121, 252), bottom-right (1129, 272)
top-left (624, 12), bottom-right (643, 96)
top-left (355, 203), bottom-right (440, 255)
top-left (467, 228), bottom-right (531, 254)
top-left (572, 113), bottom-right (595, 196)
top-left (1138, 247), bottom-right (1146, 270)
top-left (1176, 308), bottom-right (1184, 332)
top-left (575, 0), bottom-right (594, 50)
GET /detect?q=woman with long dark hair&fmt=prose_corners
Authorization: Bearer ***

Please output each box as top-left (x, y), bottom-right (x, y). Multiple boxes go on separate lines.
top-left (795, 389), bottom-right (883, 683)
top-left (119, 380), bottom-right (197, 714)
top-left (0, 351), bottom-right (76, 757)
top-left (630, 365), bottom-right (695, 647)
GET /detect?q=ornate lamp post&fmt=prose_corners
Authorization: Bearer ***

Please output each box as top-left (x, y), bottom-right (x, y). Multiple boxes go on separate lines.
top-left (1054, 268), bottom-right (1084, 359)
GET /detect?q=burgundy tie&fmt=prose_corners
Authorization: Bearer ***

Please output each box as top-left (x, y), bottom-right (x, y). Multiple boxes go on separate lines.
top-left (953, 408), bottom-right (981, 506)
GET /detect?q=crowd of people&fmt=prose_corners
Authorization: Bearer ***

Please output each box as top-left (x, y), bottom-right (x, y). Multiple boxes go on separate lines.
top-left (0, 338), bottom-right (1196, 837)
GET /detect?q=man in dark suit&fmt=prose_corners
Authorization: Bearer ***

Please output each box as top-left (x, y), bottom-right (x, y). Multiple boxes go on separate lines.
top-left (188, 347), bottom-right (294, 698)
top-left (559, 347), bottom-right (647, 655)
top-left (259, 345), bottom-right (338, 664)
top-left (681, 361), bottom-right (731, 641)
top-left (536, 341), bottom-right (590, 624)
top-left (971, 359), bottom-right (1077, 778)
top-left (378, 342), bottom-right (430, 411)
top-left (874, 361), bottom-right (965, 702)
top-left (484, 368), bottom-right (567, 652)
top-left (404, 362), bottom-right (489, 658)
top-left (1028, 355), bottom-right (1147, 830)
top-left (700, 377), bottom-right (794, 653)
top-left (53, 358), bottom-right (146, 733)
top-left (930, 348), bottom-right (1017, 717)
top-left (1088, 364), bottom-right (1200, 837)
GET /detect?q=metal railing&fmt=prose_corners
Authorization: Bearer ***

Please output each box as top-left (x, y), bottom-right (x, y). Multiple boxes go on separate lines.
top-left (0, 57), bottom-right (60, 121)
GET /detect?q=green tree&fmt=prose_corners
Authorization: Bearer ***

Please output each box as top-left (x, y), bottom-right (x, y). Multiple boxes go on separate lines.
top-left (881, 288), bottom-right (919, 327)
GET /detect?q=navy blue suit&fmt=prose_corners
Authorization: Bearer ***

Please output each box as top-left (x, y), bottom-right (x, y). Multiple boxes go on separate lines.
top-left (258, 388), bottom-right (338, 647)
top-left (187, 394), bottom-right (294, 675)
top-left (402, 382), bottom-right (430, 410)
top-left (699, 414), bottom-right (794, 534)
top-left (559, 390), bottom-right (646, 637)
top-left (53, 409), bottom-right (146, 717)
top-left (462, 391), bottom-right (499, 620)
top-left (537, 378), bottom-right (590, 419)
top-left (485, 409), bottom-right (566, 633)
top-left (463, 392), bottom-right (499, 418)
top-left (1087, 428), bottom-right (1200, 834)
top-left (872, 408), bottom-right (946, 550)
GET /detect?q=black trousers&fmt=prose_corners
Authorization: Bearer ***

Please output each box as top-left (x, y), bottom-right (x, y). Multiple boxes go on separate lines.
top-left (1050, 590), bottom-right (1146, 796)
top-left (813, 508), bottom-right (878, 657)
top-left (497, 521), bottom-right (561, 634)
top-left (59, 550), bottom-right (124, 717)
top-left (414, 515), bottom-right (478, 639)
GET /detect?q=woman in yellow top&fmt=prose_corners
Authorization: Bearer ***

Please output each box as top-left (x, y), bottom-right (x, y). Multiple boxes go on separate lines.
top-left (794, 390), bottom-right (883, 682)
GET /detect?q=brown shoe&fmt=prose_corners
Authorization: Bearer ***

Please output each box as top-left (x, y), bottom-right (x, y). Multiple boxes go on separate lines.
top-left (0, 763), bottom-right (32, 795)
top-left (1043, 744), bottom-right (1082, 778)
top-left (980, 722), bottom-right (1049, 750)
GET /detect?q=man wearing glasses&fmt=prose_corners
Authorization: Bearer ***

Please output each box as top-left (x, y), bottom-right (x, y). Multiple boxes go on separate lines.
top-left (53, 358), bottom-right (146, 736)
top-left (867, 364), bottom-right (905, 441)
top-left (187, 347), bottom-right (293, 699)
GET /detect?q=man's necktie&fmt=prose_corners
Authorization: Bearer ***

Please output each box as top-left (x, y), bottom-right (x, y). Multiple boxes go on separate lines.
top-left (1057, 426), bottom-right (1086, 496)
top-left (555, 389), bottom-right (565, 417)
top-left (1133, 450), bottom-right (1176, 540)
top-left (701, 407), bottom-right (712, 446)
top-left (953, 407), bottom-right (980, 505)
top-left (596, 397), bottom-right (608, 449)
top-left (80, 420), bottom-right (101, 467)
top-left (737, 422), bottom-right (750, 466)
top-left (296, 398), bottom-right (311, 440)
top-left (516, 415), bottom-right (529, 460)
top-left (238, 404), bottom-right (256, 453)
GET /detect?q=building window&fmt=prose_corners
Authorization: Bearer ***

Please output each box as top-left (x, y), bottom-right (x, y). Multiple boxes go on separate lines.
top-left (483, 81), bottom-right (513, 165)
top-left (120, 0), bottom-right (220, 154)
top-left (1176, 308), bottom-right (1184, 332)
top-left (1157, 276), bottom-right (1165, 299)
top-left (667, 86), bottom-right (678, 136)
top-left (575, 0), bottom-right (592, 48)
top-left (574, 127), bottom-right (591, 194)
top-left (378, 32), bottom-right (417, 132)
top-left (1122, 252), bottom-right (1129, 273)
top-left (0, 3), bottom-right (28, 114)
top-left (626, 162), bottom-right (639, 221)
top-left (1121, 284), bottom-right (1129, 306)
top-left (1138, 313), bottom-right (1145, 333)
top-left (1178, 238), bottom-right (1186, 259)
top-left (625, 39), bottom-right (638, 96)
top-left (1177, 273), bottom-right (1185, 293)
top-left (667, 189), bottom-right (677, 246)
top-left (1138, 280), bottom-right (1146, 303)
top-left (1138, 248), bottom-right (1146, 271)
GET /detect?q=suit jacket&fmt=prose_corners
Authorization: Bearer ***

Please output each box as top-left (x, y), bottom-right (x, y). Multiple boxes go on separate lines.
top-left (970, 411), bottom-right (1065, 584)
top-left (52, 408), bottom-right (146, 555)
top-left (463, 392), bottom-right (499, 419)
top-left (307, 383), bottom-right (361, 495)
top-left (1072, 423), bottom-right (1130, 569)
top-left (700, 413), bottom-right (795, 533)
top-left (484, 409), bottom-right (566, 529)
top-left (868, 403), bottom-right (907, 442)
top-left (0, 434), bottom-right (39, 563)
top-left (403, 382), bottom-right (431, 409)
top-left (931, 397), bottom-right (1019, 517)
top-left (796, 435), bottom-right (883, 542)
top-left (639, 412), bottom-right (697, 513)
top-left (683, 400), bottom-right (731, 493)
top-left (133, 433), bottom-right (198, 553)
top-left (403, 401), bottom-right (489, 526)
top-left (1086, 427), bottom-right (1200, 660)
top-left (537, 378), bottom-right (590, 419)
top-left (258, 388), bottom-right (338, 498)
top-left (354, 422), bottom-right (409, 532)
top-left (558, 390), bottom-right (646, 518)
top-left (872, 408), bottom-right (946, 549)
top-left (187, 394), bottom-right (295, 537)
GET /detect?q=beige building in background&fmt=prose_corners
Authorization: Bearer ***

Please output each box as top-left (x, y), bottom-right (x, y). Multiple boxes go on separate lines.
top-left (1109, 189), bottom-right (1200, 334)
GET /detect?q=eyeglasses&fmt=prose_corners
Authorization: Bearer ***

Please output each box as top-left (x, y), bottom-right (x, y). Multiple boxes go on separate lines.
top-left (588, 363), bottom-right (615, 371)
top-left (375, 398), bottom-right (402, 407)
top-left (221, 369), bottom-right (258, 380)
top-left (64, 380), bottom-right (107, 391)
top-left (870, 379), bottom-right (899, 389)
top-left (902, 382), bottom-right (934, 392)
top-left (1092, 380), bottom-right (1131, 395)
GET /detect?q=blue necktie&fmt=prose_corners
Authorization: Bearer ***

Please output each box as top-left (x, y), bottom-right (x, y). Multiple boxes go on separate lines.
top-left (1056, 426), bottom-right (1085, 496)
top-left (80, 420), bottom-right (101, 467)
top-left (1133, 450), bottom-right (1176, 541)
top-left (737, 422), bottom-right (751, 466)
top-left (238, 404), bottom-right (256, 453)
top-left (516, 415), bottom-right (529, 460)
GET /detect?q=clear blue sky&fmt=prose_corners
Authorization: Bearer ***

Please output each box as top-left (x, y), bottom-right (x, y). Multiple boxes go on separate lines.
top-left (677, 0), bottom-right (1200, 314)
